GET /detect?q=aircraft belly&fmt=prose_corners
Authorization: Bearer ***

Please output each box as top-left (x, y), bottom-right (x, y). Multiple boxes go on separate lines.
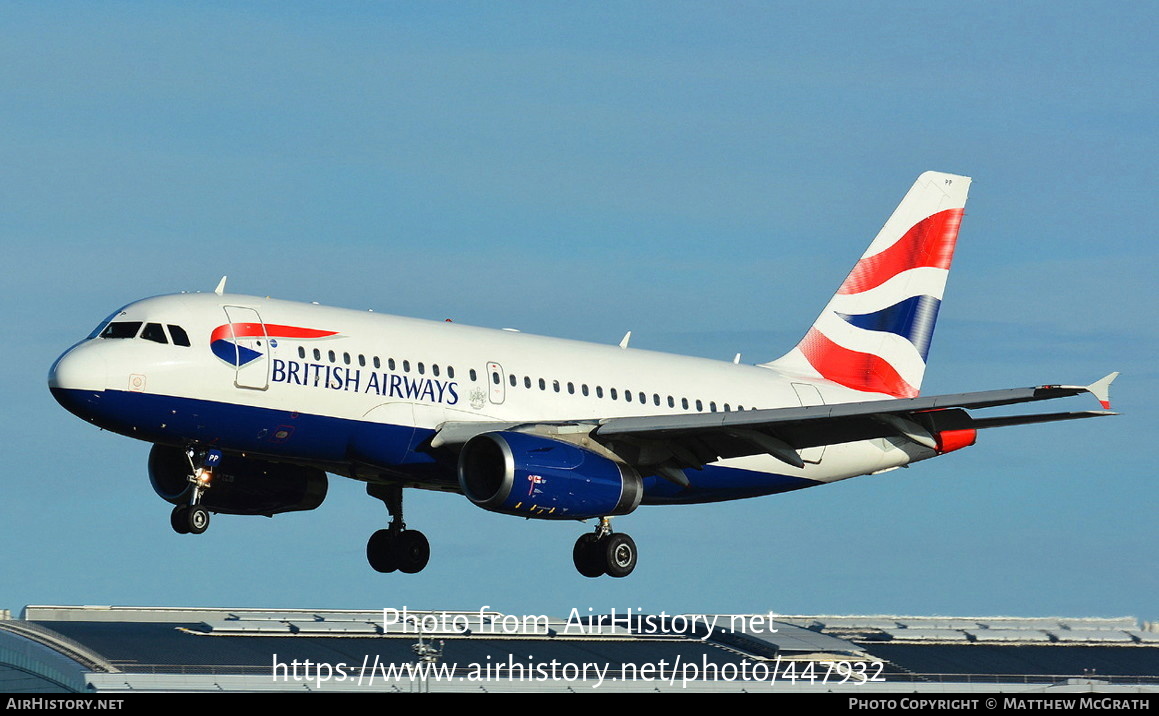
top-left (641, 464), bottom-right (822, 504)
top-left (639, 438), bottom-right (925, 505)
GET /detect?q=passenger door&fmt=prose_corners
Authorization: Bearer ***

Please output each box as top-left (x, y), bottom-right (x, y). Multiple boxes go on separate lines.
top-left (223, 306), bottom-right (269, 390)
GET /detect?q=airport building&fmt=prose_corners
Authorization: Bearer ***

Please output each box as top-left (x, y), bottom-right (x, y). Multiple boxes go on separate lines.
top-left (1, 605), bottom-right (1157, 693)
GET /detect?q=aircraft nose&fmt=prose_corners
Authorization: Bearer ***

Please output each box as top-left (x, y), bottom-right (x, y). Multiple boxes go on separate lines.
top-left (48, 344), bottom-right (107, 415)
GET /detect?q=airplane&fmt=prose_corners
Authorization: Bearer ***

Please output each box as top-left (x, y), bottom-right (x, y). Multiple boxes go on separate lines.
top-left (48, 171), bottom-right (1117, 578)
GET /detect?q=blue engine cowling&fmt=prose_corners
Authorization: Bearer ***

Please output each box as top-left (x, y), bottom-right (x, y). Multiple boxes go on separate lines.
top-left (457, 432), bottom-right (643, 520)
top-left (148, 444), bottom-right (327, 516)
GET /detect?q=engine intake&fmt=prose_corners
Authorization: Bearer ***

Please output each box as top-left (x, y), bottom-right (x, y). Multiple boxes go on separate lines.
top-left (458, 432), bottom-right (642, 520)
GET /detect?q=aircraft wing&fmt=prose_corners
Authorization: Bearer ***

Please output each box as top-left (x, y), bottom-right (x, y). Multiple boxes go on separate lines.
top-left (430, 373), bottom-right (1118, 477)
top-left (593, 374), bottom-right (1117, 470)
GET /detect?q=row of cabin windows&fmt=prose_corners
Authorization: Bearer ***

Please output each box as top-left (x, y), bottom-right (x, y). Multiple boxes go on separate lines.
top-left (498, 371), bottom-right (749, 413)
top-left (289, 344), bottom-right (748, 414)
top-left (295, 345), bottom-right (456, 380)
top-left (98, 321), bottom-right (191, 347)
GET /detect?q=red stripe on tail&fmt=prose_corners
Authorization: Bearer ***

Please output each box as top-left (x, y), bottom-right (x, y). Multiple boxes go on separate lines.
top-left (838, 208), bottom-right (964, 295)
top-left (799, 327), bottom-right (919, 398)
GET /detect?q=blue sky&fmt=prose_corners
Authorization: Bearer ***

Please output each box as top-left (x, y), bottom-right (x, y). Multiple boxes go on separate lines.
top-left (3, 3), bottom-right (1155, 623)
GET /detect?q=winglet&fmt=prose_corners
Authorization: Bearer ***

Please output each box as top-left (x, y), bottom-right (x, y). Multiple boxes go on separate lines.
top-left (1087, 372), bottom-right (1119, 410)
top-left (619, 331), bottom-right (631, 349)
top-left (214, 276), bottom-right (228, 296)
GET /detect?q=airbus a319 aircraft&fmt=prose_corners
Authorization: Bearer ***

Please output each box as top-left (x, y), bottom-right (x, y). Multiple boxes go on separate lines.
top-left (49, 171), bottom-right (1116, 578)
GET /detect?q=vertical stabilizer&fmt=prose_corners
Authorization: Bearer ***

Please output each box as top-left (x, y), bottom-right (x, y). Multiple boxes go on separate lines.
top-left (761, 171), bottom-right (971, 398)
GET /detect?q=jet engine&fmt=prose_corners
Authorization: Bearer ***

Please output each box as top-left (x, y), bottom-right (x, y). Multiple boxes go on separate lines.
top-left (148, 444), bottom-right (327, 516)
top-left (457, 432), bottom-right (642, 520)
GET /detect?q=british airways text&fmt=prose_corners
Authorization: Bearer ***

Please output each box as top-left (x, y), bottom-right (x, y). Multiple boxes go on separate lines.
top-left (271, 358), bottom-right (459, 404)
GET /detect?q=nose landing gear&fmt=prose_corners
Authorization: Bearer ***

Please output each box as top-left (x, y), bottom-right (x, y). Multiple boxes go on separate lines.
top-left (170, 448), bottom-right (220, 535)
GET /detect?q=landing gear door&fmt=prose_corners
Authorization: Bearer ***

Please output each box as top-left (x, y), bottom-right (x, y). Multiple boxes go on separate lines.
top-left (487, 362), bottom-right (505, 405)
top-left (223, 306), bottom-right (269, 390)
top-left (791, 383), bottom-right (826, 464)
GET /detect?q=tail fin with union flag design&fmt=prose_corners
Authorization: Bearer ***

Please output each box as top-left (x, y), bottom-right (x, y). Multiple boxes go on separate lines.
top-left (761, 171), bottom-right (971, 398)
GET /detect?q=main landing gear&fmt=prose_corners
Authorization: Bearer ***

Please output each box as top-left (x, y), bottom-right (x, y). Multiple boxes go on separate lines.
top-left (573, 517), bottom-right (637, 578)
top-left (366, 484), bottom-right (430, 574)
top-left (170, 448), bottom-right (221, 536)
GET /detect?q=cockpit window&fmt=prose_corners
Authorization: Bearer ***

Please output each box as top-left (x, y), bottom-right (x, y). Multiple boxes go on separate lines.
top-left (100, 321), bottom-right (142, 339)
top-left (87, 308), bottom-right (129, 339)
top-left (141, 323), bottom-right (168, 344)
top-left (168, 325), bottom-right (190, 347)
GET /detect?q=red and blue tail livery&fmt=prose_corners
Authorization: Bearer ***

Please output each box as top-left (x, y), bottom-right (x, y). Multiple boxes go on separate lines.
top-left (48, 171), bottom-right (1116, 578)
top-left (765, 172), bottom-right (968, 398)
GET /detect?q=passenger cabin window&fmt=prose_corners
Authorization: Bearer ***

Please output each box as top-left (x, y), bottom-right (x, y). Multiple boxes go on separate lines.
top-left (168, 325), bottom-right (191, 347)
top-left (100, 321), bottom-right (141, 339)
top-left (141, 323), bottom-right (168, 344)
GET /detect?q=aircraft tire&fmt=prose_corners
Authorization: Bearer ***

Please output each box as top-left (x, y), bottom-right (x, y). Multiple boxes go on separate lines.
top-left (367, 529), bottom-right (398, 573)
top-left (187, 505), bottom-right (210, 535)
top-left (573, 533), bottom-right (605, 578)
top-left (603, 533), bottom-right (637, 578)
top-left (394, 530), bottom-right (430, 574)
top-left (170, 505), bottom-right (190, 535)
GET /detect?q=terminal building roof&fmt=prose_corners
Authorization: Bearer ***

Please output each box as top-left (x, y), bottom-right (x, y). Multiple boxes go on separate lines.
top-left (2, 605), bottom-right (1157, 693)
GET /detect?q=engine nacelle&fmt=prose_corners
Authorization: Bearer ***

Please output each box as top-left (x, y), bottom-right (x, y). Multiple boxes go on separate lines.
top-left (458, 432), bottom-right (642, 520)
top-left (148, 444), bottom-right (328, 516)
